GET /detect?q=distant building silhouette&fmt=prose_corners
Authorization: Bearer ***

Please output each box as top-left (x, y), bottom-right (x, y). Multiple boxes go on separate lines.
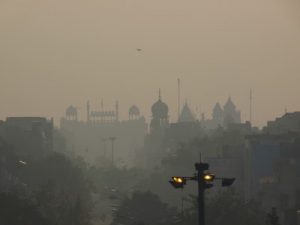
top-left (212, 102), bottom-right (223, 125)
top-left (83, 101), bottom-right (119, 123)
top-left (178, 102), bottom-right (196, 123)
top-left (150, 89), bottom-right (169, 134)
top-left (201, 97), bottom-right (242, 129)
top-left (60, 101), bottom-right (146, 167)
top-left (0, 117), bottom-right (53, 159)
top-left (244, 112), bottom-right (300, 224)
top-left (263, 112), bottom-right (300, 134)
top-left (223, 96), bottom-right (241, 127)
top-left (66, 105), bottom-right (78, 121)
top-left (129, 105), bottom-right (140, 120)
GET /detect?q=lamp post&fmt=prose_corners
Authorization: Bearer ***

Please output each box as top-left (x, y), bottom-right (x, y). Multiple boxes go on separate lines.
top-left (169, 161), bottom-right (235, 225)
top-left (109, 137), bottom-right (116, 166)
top-left (102, 138), bottom-right (108, 158)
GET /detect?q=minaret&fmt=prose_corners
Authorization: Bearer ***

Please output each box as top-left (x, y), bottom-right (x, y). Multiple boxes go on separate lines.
top-left (87, 100), bottom-right (90, 122)
top-left (115, 100), bottom-right (119, 122)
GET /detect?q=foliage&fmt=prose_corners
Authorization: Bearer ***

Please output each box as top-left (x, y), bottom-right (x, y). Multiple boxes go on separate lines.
top-left (23, 153), bottom-right (92, 225)
top-left (181, 189), bottom-right (266, 225)
top-left (111, 191), bottom-right (179, 225)
top-left (0, 143), bottom-right (93, 225)
top-left (206, 189), bottom-right (265, 225)
top-left (0, 192), bottom-right (47, 225)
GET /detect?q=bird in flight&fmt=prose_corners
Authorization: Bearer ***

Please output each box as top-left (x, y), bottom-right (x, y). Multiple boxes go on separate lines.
top-left (136, 48), bottom-right (142, 51)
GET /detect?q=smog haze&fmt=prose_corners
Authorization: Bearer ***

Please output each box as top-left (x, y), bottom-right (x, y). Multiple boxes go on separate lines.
top-left (1, 0), bottom-right (300, 126)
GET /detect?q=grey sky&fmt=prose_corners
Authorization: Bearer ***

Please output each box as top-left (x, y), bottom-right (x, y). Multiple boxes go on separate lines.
top-left (1, 0), bottom-right (300, 127)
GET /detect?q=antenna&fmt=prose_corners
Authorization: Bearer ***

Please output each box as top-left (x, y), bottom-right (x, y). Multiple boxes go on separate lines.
top-left (178, 78), bottom-right (181, 120)
top-left (159, 88), bottom-right (161, 100)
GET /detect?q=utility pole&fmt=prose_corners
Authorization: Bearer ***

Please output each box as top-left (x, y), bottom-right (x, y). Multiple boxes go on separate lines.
top-left (109, 137), bottom-right (116, 166)
top-left (178, 78), bottom-right (181, 120)
top-left (102, 138), bottom-right (108, 158)
top-left (196, 163), bottom-right (206, 225)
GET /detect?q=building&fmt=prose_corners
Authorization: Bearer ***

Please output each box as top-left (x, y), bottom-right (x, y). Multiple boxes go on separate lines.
top-left (223, 96), bottom-right (241, 127)
top-left (60, 101), bottom-right (147, 167)
top-left (244, 114), bottom-right (300, 225)
top-left (0, 117), bottom-right (53, 159)
top-left (150, 89), bottom-right (169, 134)
top-left (201, 97), bottom-right (242, 130)
top-left (143, 90), bottom-right (170, 168)
top-left (263, 112), bottom-right (300, 134)
top-left (178, 102), bottom-right (196, 123)
top-left (163, 102), bottom-right (204, 152)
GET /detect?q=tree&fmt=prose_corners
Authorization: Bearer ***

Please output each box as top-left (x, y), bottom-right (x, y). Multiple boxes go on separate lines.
top-left (0, 150), bottom-right (93, 225)
top-left (0, 192), bottom-right (47, 225)
top-left (111, 191), bottom-right (179, 225)
top-left (181, 189), bottom-right (266, 225)
top-left (26, 153), bottom-right (93, 225)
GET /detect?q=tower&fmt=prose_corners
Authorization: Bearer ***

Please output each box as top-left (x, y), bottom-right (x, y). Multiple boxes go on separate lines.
top-left (212, 102), bottom-right (223, 125)
top-left (150, 89), bottom-right (169, 133)
top-left (223, 97), bottom-right (241, 127)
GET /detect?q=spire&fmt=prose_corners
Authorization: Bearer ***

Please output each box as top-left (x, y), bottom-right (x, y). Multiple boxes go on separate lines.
top-left (159, 88), bottom-right (161, 100)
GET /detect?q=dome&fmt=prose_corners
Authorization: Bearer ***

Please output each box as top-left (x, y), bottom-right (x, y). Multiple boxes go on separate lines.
top-left (66, 105), bottom-right (77, 116)
top-left (151, 99), bottom-right (168, 119)
top-left (129, 105), bottom-right (140, 115)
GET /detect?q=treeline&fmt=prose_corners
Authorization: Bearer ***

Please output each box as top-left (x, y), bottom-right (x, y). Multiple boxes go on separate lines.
top-left (0, 139), bottom-right (92, 225)
top-left (0, 135), bottom-right (277, 225)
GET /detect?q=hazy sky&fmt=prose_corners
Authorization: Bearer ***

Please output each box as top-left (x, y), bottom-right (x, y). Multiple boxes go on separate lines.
top-left (1, 0), bottom-right (300, 127)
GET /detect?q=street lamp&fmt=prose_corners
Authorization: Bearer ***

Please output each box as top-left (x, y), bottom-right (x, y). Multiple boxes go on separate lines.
top-left (169, 161), bottom-right (235, 225)
top-left (203, 174), bottom-right (215, 181)
top-left (109, 137), bottom-right (116, 166)
top-left (102, 138), bottom-right (108, 158)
